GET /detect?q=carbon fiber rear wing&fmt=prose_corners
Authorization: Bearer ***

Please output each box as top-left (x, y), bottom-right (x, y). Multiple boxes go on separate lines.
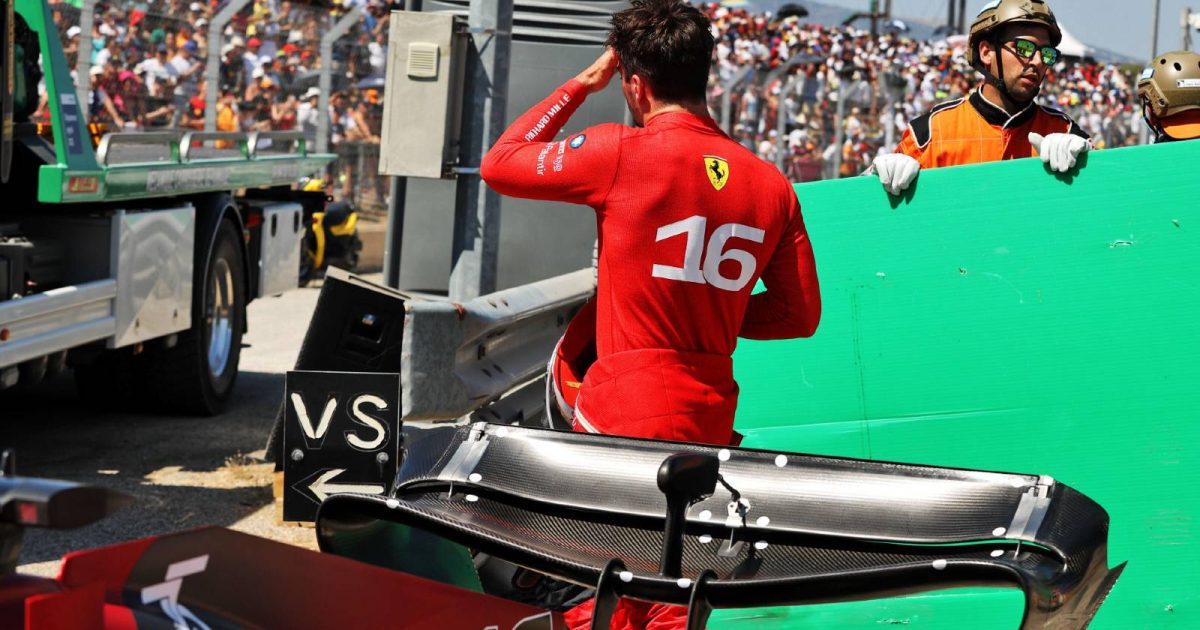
top-left (318, 423), bottom-right (1123, 629)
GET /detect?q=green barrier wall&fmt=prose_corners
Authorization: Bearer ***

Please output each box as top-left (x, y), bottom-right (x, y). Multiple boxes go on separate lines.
top-left (719, 141), bottom-right (1200, 628)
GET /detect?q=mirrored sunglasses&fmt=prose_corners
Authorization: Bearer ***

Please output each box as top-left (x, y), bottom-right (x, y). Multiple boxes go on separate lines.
top-left (1007, 38), bottom-right (1059, 65)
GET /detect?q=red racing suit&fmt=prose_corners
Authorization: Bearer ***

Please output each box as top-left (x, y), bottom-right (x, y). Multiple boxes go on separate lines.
top-left (483, 79), bottom-right (820, 444)
top-left (481, 80), bottom-right (821, 627)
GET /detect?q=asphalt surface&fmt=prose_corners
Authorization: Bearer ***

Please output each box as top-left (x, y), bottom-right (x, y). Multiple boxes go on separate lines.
top-left (1, 275), bottom-right (355, 577)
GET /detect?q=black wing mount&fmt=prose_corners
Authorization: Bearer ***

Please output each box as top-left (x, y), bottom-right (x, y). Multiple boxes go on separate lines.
top-left (318, 423), bottom-right (1123, 629)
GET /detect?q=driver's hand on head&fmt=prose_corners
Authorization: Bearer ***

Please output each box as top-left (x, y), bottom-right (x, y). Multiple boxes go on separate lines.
top-left (1028, 132), bottom-right (1089, 173)
top-left (867, 153), bottom-right (920, 196)
top-left (574, 48), bottom-right (619, 95)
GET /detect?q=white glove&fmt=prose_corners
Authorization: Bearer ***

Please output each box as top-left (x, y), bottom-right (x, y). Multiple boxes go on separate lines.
top-left (1028, 132), bottom-right (1089, 173)
top-left (867, 153), bottom-right (921, 196)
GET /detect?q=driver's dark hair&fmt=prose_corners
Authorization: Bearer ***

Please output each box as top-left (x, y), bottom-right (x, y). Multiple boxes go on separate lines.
top-left (607, 0), bottom-right (713, 103)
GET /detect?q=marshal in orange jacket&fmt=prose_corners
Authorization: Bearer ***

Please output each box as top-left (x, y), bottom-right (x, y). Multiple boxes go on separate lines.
top-left (896, 89), bottom-right (1090, 168)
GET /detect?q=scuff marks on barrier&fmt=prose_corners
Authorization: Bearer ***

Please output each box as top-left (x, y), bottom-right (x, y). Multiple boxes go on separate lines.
top-left (957, 268), bottom-right (1026, 304)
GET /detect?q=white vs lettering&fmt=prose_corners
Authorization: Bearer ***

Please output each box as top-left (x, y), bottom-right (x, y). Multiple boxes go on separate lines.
top-left (651, 216), bottom-right (765, 291)
top-left (346, 394), bottom-right (388, 451)
top-left (290, 392), bottom-right (389, 451)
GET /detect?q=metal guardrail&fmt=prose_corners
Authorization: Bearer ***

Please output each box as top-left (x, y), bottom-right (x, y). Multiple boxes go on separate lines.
top-left (249, 131), bottom-right (308, 159)
top-left (401, 268), bottom-right (595, 421)
top-left (179, 132), bottom-right (252, 161)
top-left (96, 131), bottom-right (314, 166)
top-left (96, 132), bottom-right (183, 166)
top-left (0, 280), bottom-right (118, 369)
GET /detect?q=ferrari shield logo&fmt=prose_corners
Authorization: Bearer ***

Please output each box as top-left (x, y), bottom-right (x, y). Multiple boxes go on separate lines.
top-left (704, 156), bottom-right (729, 191)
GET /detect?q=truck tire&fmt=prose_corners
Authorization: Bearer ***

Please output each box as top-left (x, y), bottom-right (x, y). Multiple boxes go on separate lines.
top-left (146, 219), bottom-right (246, 415)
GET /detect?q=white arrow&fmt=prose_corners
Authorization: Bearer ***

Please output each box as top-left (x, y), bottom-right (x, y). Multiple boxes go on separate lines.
top-left (308, 468), bottom-right (385, 502)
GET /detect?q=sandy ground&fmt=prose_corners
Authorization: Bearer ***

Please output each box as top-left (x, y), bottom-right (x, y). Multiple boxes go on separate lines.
top-left (1, 275), bottom-right (373, 576)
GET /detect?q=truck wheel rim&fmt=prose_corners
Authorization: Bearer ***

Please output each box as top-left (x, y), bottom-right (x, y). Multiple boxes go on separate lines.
top-left (207, 258), bottom-right (235, 377)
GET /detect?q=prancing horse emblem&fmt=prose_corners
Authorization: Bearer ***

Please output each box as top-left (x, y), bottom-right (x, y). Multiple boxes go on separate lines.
top-left (704, 155), bottom-right (729, 191)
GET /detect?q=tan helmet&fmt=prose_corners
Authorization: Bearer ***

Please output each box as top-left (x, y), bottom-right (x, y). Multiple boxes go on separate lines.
top-left (1137, 51), bottom-right (1200, 118)
top-left (966, 0), bottom-right (1063, 67)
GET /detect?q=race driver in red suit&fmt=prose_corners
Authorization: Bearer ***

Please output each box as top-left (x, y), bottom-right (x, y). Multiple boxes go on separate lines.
top-left (481, 1), bottom-right (820, 626)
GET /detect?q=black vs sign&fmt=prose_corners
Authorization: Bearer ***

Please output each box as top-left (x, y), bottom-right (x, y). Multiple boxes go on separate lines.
top-left (282, 371), bottom-right (401, 522)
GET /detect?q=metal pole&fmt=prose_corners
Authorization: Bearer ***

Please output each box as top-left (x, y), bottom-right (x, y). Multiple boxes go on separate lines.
top-left (1140, 0), bottom-right (1157, 148)
top-left (448, 0), bottom-right (513, 300)
top-left (720, 86), bottom-right (733, 135)
top-left (356, 143), bottom-right (366, 209)
top-left (1151, 0), bottom-right (1161, 57)
top-left (959, 0), bottom-right (967, 33)
top-left (317, 6), bottom-right (365, 154)
top-left (317, 7), bottom-right (365, 152)
top-left (885, 86), bottom-right (897, 150)
top-left (383, 176), bottom-right (406, 287)
top-left (869, 0), bottom-right (879, 37)
top-left (204, 0), bottom-right (252, 132)
top-left (1185, 7), bottom-right (1194, 51)
top-left (720, 65), bottom-right (753, 135)
top-left (775, 74), bottom-right (797, 173)
top-left (382, 0), bottom-right (421, 289)
top-left (948, 0), bottom-right (955, 32)
top-left (831, 76), bottom-right (846, 178)
top-left (75, 0), bottom-right (97, 116)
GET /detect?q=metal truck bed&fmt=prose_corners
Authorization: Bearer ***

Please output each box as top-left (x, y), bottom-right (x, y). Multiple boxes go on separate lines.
top-left (38, 130), bottom-right (333, 204)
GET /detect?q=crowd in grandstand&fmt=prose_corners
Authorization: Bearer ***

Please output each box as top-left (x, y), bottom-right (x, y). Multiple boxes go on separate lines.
top-left (48, 0), bottom-right (391, 138)
top-left (702, 4), bottom-right (1144, 180)
top-left (42, 0), bottom-right (392, 205)
top-left (40, 0), bottom-right (1145, 196)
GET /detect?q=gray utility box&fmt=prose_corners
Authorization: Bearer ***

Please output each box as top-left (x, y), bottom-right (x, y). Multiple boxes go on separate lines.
top-left (110, 207), bottom-right (195, 348)
top-left (254, 202), bottom-right (304, 298)
top-left (379, 11), bottom-right (469, 179)
top-left (397, 0), bottom-right (630, 293)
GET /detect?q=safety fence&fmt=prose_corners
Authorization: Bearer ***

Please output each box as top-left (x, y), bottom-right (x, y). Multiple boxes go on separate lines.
top-left (702, 7), bottom-right (1147, 182)
top-left (708, 60), bottom-right (1146, 182)
top-left (40, 0), bottom-right (1150, 200)
top-left (42, 0), bottom-right (388, 208)
top-left (329, 140), bottom-right (388, 218)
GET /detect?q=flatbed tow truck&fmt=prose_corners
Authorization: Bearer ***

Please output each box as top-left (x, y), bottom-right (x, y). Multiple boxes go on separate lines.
top-left (0, 0), bottom-right (333, 413)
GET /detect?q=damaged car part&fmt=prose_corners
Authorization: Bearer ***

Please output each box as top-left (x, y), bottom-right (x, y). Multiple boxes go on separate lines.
top-left (318, 423), bottom-right (1124, 629)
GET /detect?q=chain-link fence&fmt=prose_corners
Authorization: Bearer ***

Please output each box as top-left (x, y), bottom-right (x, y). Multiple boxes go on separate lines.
top-left (38, 0), bottom-right (1150, 198)
top-left (40, 0), bottom-right (391, 208)
top-left (330, 140), bottom-right (386, 216)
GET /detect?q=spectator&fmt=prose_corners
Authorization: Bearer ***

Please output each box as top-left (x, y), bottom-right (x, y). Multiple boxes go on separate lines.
top-left (219, 44), bottom-right (246, 95)
top-left (215, 88), bottom-right (241, 148)
top-left (181, 93), bottom-right (206, 130)
top-left (63, 25), bottom-right (81, 67)
top-left (169, 40), bottom-right (203, 126)
top-left (273, 92), bottom-right (299, 131)
top-left (138, 44), bottom-right (177, 99)
top-left (240, 78), bottom-right (274, 132)
top-left (297, 87), bottom-right (321, 145)
top-left (88, 66), bottom-right (125, 128)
